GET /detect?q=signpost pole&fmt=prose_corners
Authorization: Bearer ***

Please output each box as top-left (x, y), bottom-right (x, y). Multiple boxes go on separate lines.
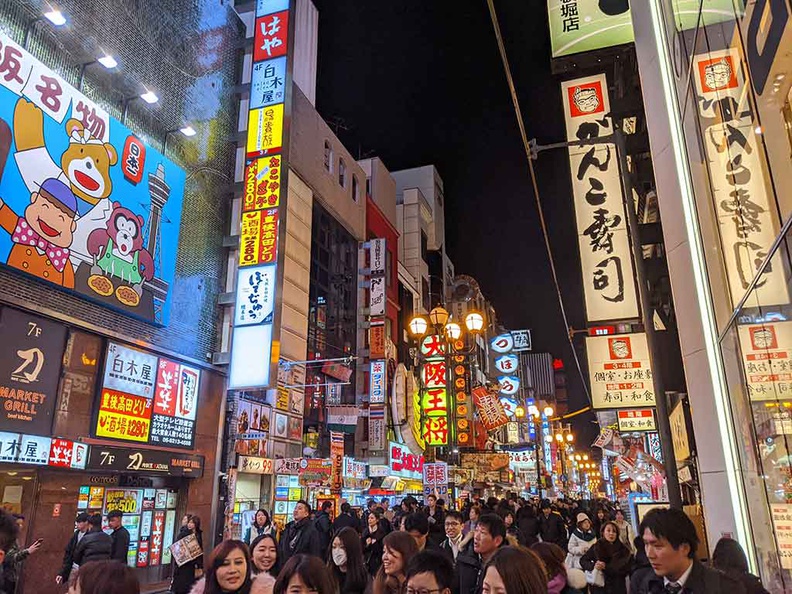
top-left (613, 130), bottom-right (682, 509)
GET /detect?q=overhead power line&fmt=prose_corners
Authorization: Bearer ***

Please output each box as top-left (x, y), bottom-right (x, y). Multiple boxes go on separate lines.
top-left (484, 0), bottom-right (592, 406)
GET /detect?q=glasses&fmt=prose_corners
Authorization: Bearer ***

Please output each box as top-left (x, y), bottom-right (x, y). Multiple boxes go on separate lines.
top-left (407, 589), bottom-right (442, 594)
top-left (445, 521), bottom-right (461, 527)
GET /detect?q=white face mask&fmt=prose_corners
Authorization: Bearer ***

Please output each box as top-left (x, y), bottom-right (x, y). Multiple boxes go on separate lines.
top-left (332, 548), bottom-right (347, 567)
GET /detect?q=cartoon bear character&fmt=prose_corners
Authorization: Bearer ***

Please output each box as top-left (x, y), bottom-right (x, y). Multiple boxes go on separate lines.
top-left (0, 178), bottom-right (79, 288)
top-left (13, 98), bottom-right (117, 210)
top-left (86, 202), bottom-right (154, 307)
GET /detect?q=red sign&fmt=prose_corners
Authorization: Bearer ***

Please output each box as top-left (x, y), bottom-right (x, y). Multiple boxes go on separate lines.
top-left (254, 10), bottom-right (289, 61)
top-left (121, 136), bottom-right (146, 184)
top-left (48, 438), bottom-right (74, 468)
top-left (136, 539), bottom-right (149, 567)
top-left (243, 156), bottom-right (282, 212)
top-left (153, 359), bottom-right (179, 417)
top-left (390, 442), bottom-right (423, 477)
top-left (472, 386), bottom-right (508, 430)
top-left (150, 511), bottom-right (165, 566)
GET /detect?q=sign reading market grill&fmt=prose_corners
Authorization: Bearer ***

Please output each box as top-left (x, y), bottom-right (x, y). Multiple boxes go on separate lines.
top-left (93, 342), bottom-right (200, 449)
top-left (229, 0), bottom-right (294, 390)
top-left (86, 445), bottom-right (204, 477)
top-left (561, 73), bottom-right (639, 323)
top-left (586, 333), bottom-right (655, 409)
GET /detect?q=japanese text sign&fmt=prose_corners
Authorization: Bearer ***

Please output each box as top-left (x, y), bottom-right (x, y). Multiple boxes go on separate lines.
top-left (616, 408), bottom-right (656, 432)
top-left (389, 441), bottom-right (423, 479)
top-left (561, 74), bottom-right (639, 322)
top-left (238, 456), bottom-right (274, 474)
top-left (0, 308), bottom-right (66, 434)
top-left (0, 32), bottom-right (186, 326)
top-left (586, 333), bottom-right (655, 409)
top-left (489, 333), bottom-right (514, 354)
top-left (370, 360), bottom-right (385, 404)
top-left (511, 329), bottom-right (532, 352)
top-left (472, 386), bottom-right (509, 430)
top-left (737, 322), bottom-right (792, 402)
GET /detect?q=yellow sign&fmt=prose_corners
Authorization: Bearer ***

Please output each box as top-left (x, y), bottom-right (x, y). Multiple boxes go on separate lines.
top-left (95, 410), bottom-right (150, 442)
top-left (247, 103), bottom-right (284, 156)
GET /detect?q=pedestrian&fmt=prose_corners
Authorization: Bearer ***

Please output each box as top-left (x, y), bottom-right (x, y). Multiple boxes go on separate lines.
top-left (0, 511), bottom-right (17, 594)
top-left (274, 554), bottom-right (337, 594)
top-left (315, 501), bottom-right (334, 553)
top-left (613, 510), bottom-right (635, 554)
top-left (566, 512), bottom-right (596, 570)
top-left (439, 511), bottom-right (471, 564)
top-left (373, 531), bottom-right (419, 594)
top-left (403, 513), bottom-right (446, 555)
top-left (501, 510), bottom-right (524, 546)
top-left (712, 537), bottom-right (770, 594)
top-left (57, 512), bottom-right (90, 585)
top-left (580, 522), bottom-right (633, 594)
top-left (244, 510), bottom-right (277, 545)
top-left (327, 527), bottom-right (369, 594)
top-left (630, 508), bottom-right (745, 593)
top-left (65, 560), bottom-right (139, 594)
top-left (72, 514), bottom-right (112, 568)
top-left (405, 549), bottom-right (453, 594)
top-left (279, 500), bottom-right (323, 562)
top-left (532, 542), bottom-right (570, 594)
top-left (382, 499), bottom-right (395, 525)
top-left (250, 533), bottom-right (280, 578)
top-left (171, 515), bottom-right (204, 594)
top-left (107, 510), bottom-right (131, 564)
top-left (539, 501), bottom-right (568, 550)
top-left (592, 508), bottom-right (610, 539)
top-left (456, 513), bottom-right (506, 594)
top-left (516, 502), bottom-right (540, 547)
top-left (481, 546), bottom-right (548, 594)
top-left (2, 514), bottom-right (40, 594)
top-left (362, 509), bottom-right (387, 577)
top-left (423, 494), bottom-right (445, 546)
top-left (189, 540), bottom-right (275, 594)
top-left (362, 499), bottom-right (378, 532)
top-left (333, 502), bottom-right (360, 535)
top-left (463, 504), bottom-right (481, 536)
top-left (629, 535), bottom-right (653, 592)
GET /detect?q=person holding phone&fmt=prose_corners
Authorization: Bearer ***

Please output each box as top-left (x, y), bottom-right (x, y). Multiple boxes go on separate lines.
top-left (2, 514), bottom-right (41, 594)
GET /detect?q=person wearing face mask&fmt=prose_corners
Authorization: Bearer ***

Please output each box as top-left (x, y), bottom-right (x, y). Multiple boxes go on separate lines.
top-left (250, 534), bottom-right (280, 578)
top-left (327, 527), bottom-right (369, 594)
top-left (189, 540), bottom-right (274, 594)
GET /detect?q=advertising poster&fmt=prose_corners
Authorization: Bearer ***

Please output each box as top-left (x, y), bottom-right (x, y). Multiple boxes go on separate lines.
top-left (298, 458), bottom-right (332, 487)
top-left (169, 532), bottom-right (203, 567)
top-left (737, 322), bottom-right (792, 402)
top-left (162, 509), bottom-right (176, 565)
top-left (0, 308), bottom-right (67, 434)
top-left (105, 489), bottom-right (143, 514)
top-left (88, 486), bottom-right (104, 509)
top-left (287, 416), bottom-right (302, 441)
top-left (0, 32), bottom-right (185, 325)
top-left (273, 412), bottom-right (288, 439)
top-left (78, 486), bottom-right (90, 509)
top-left (472, 386), bottom-right (508, 430)
top-left (150, 510), bottom-right (165, 566)
top-left (586, 333), bottom-right (656, 409)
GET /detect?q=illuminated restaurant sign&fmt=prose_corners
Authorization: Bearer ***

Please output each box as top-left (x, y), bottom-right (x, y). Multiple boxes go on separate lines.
top-left (420, 335), bottom-right (448, 446)
top-left (586, 333), bottom-right (655, 409)
top-left (93, 342), bottom-right (200, 449)
top-left (229, 0), bottom-right (294, 389)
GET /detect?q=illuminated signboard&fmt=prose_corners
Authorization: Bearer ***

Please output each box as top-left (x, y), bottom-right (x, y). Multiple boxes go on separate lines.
top-left (616, 409), bottom-right (656, 433)
top-left (561, 73), bottom-right (639, 322)
top-left (586, 333), bottom-right (655, 409)
top-left (452, 354), bottom-right (472, 447)
top-left (389, 441), bottom-right (423, 480)
top-left (229, 0), bottom-right (294, 389)
top-left (94, 342), bottom-right (200, 449)
top-left (0, 32), bottom-right (185, 326)
top-left (420, 335), bottom-right (448, 446)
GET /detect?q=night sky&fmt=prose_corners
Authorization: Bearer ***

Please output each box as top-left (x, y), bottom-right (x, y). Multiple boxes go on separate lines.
top-left (311, 1), bottom-right (598, 446)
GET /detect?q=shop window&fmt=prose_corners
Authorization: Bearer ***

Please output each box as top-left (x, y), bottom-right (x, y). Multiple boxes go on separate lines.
top-left (324, 141), bottom-right (333, 172)
top-left (338, 158), bottom-right (346, 188)
top-left (352, 175), bottom-right (360, 202)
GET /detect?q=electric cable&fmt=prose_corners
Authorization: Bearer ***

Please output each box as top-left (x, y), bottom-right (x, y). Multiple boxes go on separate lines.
top-left (485, 0), bottom-right (592, 405)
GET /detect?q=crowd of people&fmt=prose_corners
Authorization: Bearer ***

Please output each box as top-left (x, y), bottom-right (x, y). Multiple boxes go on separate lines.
top-left (1, 494), bottom-right (773, 593)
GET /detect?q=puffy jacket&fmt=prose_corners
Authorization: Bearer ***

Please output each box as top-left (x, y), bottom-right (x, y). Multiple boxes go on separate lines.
top-left (565, 531), bottom-right (596, 569)
top-left (72, 529), bottom-right (112, 566)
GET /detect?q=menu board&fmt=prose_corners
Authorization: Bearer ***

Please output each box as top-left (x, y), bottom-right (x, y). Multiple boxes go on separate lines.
top-left (93, 342), bottom-right (200, 449)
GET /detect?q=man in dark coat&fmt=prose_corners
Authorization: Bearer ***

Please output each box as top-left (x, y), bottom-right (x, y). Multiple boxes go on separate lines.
top-left (332, 502), bottom-right (359, 534)
top-left (107, 509), bottom-right (130, 564)
top-left (280, 500), bottom-right (323, 562)
top-left (631, 508), bottom-right (746, 594)
top-left (455, 513), bottom-right (505, 594)
top-left (56, 512), bottom-right (90, 585)
top-left (72, 514), bottom-right (112, 567)
top-left (314, 500), bottom-right (333, 553)
top-left (539, 501), bottom-right (568, 550)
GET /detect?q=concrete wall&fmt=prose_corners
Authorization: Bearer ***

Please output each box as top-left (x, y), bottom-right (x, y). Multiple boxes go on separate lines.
top-left (359, 157), bottom-right (398, 228)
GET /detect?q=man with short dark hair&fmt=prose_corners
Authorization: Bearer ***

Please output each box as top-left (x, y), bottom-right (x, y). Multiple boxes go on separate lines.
top-left (280, 499), bottom-right (323, 562)
top-left (315, 500), bottom-right (333, 552)
top-left (405, 550), bottom-right (454, 594)
top-left (56, 512), bottom-right (90, 584)
top-left (631, 508), bottom-right (746, 594)
top-left (539, 500), bottom-right (568, 550)
top-left (455, 513), bottom-right (506, 594)
top-left (72, 514), bottom-right (111, 568)
top-left (440, 510), bottom-right (471, 563)
top-left (404, 513), bottom-right (432, 551)
top-left (332, 502), bottom-right (359, 535)
top-left (107, 509), bottom-right (130, 564)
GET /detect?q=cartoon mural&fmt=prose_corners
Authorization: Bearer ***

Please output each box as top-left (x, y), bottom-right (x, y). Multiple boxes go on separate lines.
top-left (0, 32), bottom-right (185, 325)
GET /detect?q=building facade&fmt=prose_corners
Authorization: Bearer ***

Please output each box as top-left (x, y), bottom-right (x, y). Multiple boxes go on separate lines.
top-left (631, 1), bottom-right (792, 589)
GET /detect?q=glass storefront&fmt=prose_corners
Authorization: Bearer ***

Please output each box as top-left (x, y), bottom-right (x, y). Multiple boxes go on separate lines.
top-left (649, 1), bottom-right (792, 590)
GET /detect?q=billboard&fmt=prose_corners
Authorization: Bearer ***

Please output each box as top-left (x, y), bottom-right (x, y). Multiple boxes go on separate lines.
top-left (0, 32), bottom-right (185, 325)
top-left (586, 333), bottom-right (655, 409)
top-left (561, 73), bottom-right (639, 322)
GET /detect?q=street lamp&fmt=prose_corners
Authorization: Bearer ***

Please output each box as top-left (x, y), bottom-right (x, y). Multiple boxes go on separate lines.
top-left (465, 312), bottom-right (485, 332)
top-left (543, 406), bottom-right (554, 417)
top-left (566, 433), bottom-right (574, 442)
top-left (515, 405), bottom-right (525, 419)
top-left (409, 316), bottom-right (428, 336)
top-left (445, 322), bottom-right (462, 341)
top-left (555, 433), bottom-right (564, 442)
top-left (429, 306), bottom-right (450, 328)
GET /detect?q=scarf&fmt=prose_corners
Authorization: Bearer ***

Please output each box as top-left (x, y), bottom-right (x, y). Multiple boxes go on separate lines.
top-left (11, 217), bottom-right (70, 272)
top-left (573, 528), bottom-right (595, 542)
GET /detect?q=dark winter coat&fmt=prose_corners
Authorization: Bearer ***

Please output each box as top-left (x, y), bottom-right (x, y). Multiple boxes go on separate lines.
top-left (314, 511), bottom-right (333, 553)
top-left (629, 544), bottom-right (654, 593)
top-left (516, 513), bottom-right (540, 546)
top-left (72, 529), bottom-right (112, 566)
top-left (110, 526), bottom-right (131, 564)
top-left (424, 507), bottom-right (446, 546)
top-left (630, 560), bottom-right (747, 594)
top-left (279, 517), bottom-right (323, 562)
top-left (717, 569), bottom-right (769, 594)
top-left (333, 512), bottom-right (359, 535)
top-left (58, 530), bottom-right (85, 581)
top-left (580, 538), bottom-right (632, 594)
top-left (171, 527), bottom-right (204, 594)
top-left (454, 545), bottom-right (484, 594)
top-left (539, 511), bottom-right (568, 549)
top-left (361, 526), bottom-right (385, 576)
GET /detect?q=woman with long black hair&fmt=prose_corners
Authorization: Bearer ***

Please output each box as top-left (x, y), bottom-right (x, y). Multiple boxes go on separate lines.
top-left (328, 527), bottom-right (369, 594)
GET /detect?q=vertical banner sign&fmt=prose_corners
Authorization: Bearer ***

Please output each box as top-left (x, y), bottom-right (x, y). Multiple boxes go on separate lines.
top-left (586, 333), bottom-right (655, 409)
top-left (692, 49), bottom-right (788, 307)
top-left (229, 0), bottom-right (294, 389)
top-left (330, 430), bottom-right (344, 493)
top-left (368, 239), bottom-right (387, 456)
top-left (451, 352), bottom-right (472, 447)
top-left (420, 335), bottom-right (449, 446)
top-left (561, 74), bottom-right (639, 322)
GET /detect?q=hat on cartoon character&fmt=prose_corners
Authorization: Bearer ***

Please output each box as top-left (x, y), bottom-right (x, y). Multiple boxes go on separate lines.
top-left (37, 178), bottom-right (78, 216)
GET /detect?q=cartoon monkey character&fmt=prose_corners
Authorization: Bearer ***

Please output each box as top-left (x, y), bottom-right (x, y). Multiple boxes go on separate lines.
top-left (86, 202), bottom-right (154, 306)
top-left (13, 98), bottom-right (117, 211)
top-left (0, 178), bottom-right (78, 288)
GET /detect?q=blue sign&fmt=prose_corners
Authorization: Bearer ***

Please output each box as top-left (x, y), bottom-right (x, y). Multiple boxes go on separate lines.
top-left (251, 57), bottom-right (287, 109)
top-left (257, 0), bottom-right (290, 16)
top-left (0, 33), bottom-right (185, 325)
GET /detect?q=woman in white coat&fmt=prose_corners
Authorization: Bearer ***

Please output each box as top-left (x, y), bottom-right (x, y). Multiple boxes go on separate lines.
top-left (565, 512), bottom-right (597, 570)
